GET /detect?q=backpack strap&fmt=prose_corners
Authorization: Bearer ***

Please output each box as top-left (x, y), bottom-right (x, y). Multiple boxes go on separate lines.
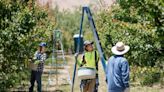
top-left (80, 54), bottom-right (86, 67)
top-left (95, 51), bottom-right (98, 71)
top-left (80, 51), bottom-right (99, 70)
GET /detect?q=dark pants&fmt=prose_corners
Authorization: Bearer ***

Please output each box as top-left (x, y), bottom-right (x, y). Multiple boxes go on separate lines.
top-left (94, 75), bottom-right (99, 92)
top-left (29, 70), bottom-right (42, 92)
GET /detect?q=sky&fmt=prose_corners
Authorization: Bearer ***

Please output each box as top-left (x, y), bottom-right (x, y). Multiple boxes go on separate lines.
top-left (37, 0), bottom-right (115, 11)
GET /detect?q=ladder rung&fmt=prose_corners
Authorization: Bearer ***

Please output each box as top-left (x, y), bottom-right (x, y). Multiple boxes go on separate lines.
top-left (52, 63), bottom-right (66, 66)
top-left (56, 53), bottom-right (63, 55)
top-left (56, 56), bottom-right (63, 59)
top-left (45, 66), bottom-right (65, 69)
top-left (56, 58), bottom-right (64, 63)
top-left (55, 50), bottom-right (63, 53)
top-left (56, 59), bottom-right (64, 61)
top-left (44, 71), bottom-right (68, 75)
top-left (56, 58), bottom-right (66, 61)
top-left (51, 67), bottom-right (65, 69)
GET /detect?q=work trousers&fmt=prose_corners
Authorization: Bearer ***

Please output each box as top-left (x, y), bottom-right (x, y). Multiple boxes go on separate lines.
top-left (80, 78), bottom-right (96, 92)
top-left (29, 70), bottom-right (42, 92)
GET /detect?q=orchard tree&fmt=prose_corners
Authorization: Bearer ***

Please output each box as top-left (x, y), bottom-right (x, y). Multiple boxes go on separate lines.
top-left (0, 0), bottom-right (54, 90)
top-left (96, 0), bottom-right (164, 85)
top-left (96, 0), bottom-right (164, 66)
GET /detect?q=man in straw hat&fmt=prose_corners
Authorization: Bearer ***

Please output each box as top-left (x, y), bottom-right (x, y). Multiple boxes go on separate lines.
top-left (78, 40), bottom-right (99, 92)
top-left (106, 42), bottom-right (130, 92)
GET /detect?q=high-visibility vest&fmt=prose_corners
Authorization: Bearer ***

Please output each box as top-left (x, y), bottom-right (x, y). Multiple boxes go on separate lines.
top-left (78, 50), bottom-right (99, 69)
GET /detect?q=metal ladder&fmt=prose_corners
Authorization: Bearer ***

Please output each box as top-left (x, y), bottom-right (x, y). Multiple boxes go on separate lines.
top-left (71, 6), bottom-right (107, 92)
top-left (47, 30), bottom-right (72, 90)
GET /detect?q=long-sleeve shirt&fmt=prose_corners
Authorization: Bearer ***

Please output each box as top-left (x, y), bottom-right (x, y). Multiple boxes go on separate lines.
top-left (106, 55), bottom-right (129, 92)
top-left (33, 51), bottom-right (47, 72)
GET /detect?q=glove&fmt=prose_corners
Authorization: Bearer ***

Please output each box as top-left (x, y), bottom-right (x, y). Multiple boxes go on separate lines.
top-left (34, 60), bottom-right (40, 65)
top-left (124, 88), bottom-right (130, 92)
top-left (28, 58), bottom-right (32, 62)
top-left (74, 53), bottom-right (79, 57)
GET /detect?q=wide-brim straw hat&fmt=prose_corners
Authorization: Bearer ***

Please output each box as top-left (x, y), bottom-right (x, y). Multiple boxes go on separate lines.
top-left (111, 42), bottom-right (130, 55)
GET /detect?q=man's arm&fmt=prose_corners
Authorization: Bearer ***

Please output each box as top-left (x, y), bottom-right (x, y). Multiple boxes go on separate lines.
top-left (74, 53), bottom-right (85, 67)
top-left (33, 51), bottom-right (38, 60)
top-left (121, 61), bottom-right (130, 88)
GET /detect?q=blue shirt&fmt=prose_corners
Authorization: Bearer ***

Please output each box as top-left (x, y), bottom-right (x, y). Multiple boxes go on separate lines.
top-left (106, 55), bottom-right (129, 92)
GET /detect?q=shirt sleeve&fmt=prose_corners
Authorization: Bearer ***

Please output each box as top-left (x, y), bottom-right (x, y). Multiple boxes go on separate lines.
top-left (33, 51), bottom-right (38, 60)
top-left (105, 58), bottom-right (111, 83)
top-left (106, 61), bottom-right (108, 75)
top-left (77, 54), bottom-right (84, 66)
top-left (40, 53), bottom-right (47, 63)
top-left (121, 60), bottom-right (130, 88)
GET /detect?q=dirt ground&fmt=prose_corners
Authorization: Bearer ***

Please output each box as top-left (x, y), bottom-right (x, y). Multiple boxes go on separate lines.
top-left (12, 55), bottom-right (164, 92)
top-left (56, 55), bottom-right (164, 92)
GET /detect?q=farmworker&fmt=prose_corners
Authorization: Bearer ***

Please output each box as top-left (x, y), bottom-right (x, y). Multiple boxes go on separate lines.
top-left (106, 42), bottom-right (130, 92)
top-left (29, 42), bottom-right (47, 92)
top-left (77, 40), bottom-right (99, 92)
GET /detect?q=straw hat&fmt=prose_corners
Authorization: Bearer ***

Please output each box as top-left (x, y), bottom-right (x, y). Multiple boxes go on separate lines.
top-left (111, 42), bottom-right (130, 55)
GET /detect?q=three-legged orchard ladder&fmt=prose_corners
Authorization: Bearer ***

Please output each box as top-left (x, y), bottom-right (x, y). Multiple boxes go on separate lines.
top-left (71, 6), bottom-right (107, 92)
top-left (47, 30), bottom-right (72, 90)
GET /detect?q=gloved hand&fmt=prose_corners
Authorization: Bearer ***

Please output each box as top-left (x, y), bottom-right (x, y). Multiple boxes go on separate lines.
top-left (124, 88), bottom-right (130, 92)
top-left (34, 60), bottom-right (40, 65)
top-left (28, 58), bottom-right (32, 62)
top-left (74, 53), bottom-right (79, 57)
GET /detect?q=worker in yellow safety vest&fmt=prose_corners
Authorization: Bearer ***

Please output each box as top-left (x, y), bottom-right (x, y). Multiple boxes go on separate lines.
top-left (77, 40), bottom-right (99, 92)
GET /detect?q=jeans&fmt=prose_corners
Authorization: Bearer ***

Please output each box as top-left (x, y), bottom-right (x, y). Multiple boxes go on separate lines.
top-left (29, 70), bottom-right (42, 92)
